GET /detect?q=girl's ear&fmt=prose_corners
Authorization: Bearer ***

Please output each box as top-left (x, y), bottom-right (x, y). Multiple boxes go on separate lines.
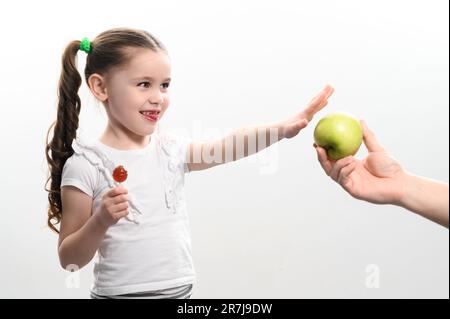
top-left (88, 73), bottom-right (108, 102)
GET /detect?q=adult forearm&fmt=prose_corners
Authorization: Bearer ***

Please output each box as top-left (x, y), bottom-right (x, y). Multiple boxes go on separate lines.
top-left (398, 173), bottom-right (449, 228)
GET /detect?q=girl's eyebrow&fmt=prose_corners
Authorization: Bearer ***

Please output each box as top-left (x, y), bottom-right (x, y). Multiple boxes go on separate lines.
top-left (132, 76), bottom-right (171, 81)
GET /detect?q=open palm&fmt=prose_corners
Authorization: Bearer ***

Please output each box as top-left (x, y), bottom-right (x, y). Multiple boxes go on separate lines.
top-left (283, 85), bottom-right (334, 139)
top-left (315, 121), bottom-right (406, 205)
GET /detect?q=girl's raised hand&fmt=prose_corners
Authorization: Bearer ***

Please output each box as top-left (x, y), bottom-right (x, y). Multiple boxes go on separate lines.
top-left (283, 85), bottom-right (334, 139)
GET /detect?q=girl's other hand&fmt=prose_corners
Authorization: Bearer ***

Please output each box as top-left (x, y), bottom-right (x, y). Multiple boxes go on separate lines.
top-left (97, 185), bottom-right (129, 228)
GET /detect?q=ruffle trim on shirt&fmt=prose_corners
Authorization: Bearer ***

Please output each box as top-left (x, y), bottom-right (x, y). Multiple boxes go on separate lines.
top-left (157, 133), bottom-right (188, 215)
top-left (71, 137), bottom-right (144, 224)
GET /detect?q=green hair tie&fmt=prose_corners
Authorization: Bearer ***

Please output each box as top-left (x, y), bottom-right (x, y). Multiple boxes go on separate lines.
top-left (79, 37), bottom-right (92, 53)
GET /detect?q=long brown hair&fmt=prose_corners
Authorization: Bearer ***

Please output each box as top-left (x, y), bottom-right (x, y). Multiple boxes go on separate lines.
top-left (45, 28), bottom-right (167, 233)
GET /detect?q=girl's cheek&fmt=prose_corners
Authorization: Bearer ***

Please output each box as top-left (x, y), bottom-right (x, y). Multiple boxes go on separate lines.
top-left (163, 98), bottom-right (170, 110)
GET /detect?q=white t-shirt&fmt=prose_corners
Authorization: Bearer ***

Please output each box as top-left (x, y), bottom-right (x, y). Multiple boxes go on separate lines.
top-left (61, 133), bottom-right (195, 296)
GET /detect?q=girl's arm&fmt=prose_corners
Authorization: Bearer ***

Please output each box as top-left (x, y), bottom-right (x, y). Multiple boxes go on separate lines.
top-left (187, 85), bottom-right (334, 171)
top-left (58, 185), bottom-right (129, 269)
top-left (58, 186), bottom-right (107, 270)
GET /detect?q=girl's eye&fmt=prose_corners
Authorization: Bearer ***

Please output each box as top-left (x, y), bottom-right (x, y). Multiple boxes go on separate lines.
top-left (138, 81), bottom-right (150, 88)
top-left (137, 82), bottom-right (170, 89)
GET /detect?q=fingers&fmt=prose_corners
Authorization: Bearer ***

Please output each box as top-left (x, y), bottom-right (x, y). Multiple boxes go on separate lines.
top-left (311, 85), bottom-right (334, 109)
top-left (322, 84), bottom-right (334, 100)
top-left (107, 185), bottom-right (128, 197)
top-left (311, 84), bottom-right (334, 103)
top-left (115, 209), bottom-right (130, 219)
top-left (303, 85), bottom-right (335, 120)
top-left (105, 186), bottom-right (129, 213)
top-left (329, 156), bottom-right (355, 182)
top-left (283, 118), bottom-right (309, 139)
top-left (110, 205), bottom-right (129, 223)
top-left (112, 194), bottom-right (129, 205)
top-left (289, 118), bottom-right (309, 132)
top-left (112, 201), bottom-right (129, 214)
top-left (314, 144), bottom-right (333, 175)
top-left (98, 186), bottom-right (130, 226)
top-left (337, 161), bottom-right (357, 186)
top-left (298, 118), bottom-right (309, 130)
top-left (314, 144), bottom-right (357, 187)
top-left (361, 120), bottom-right (384, 153)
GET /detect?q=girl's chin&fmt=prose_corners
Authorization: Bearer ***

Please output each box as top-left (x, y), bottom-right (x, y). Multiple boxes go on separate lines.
top-left (144, 125), bottom-right (158, 135)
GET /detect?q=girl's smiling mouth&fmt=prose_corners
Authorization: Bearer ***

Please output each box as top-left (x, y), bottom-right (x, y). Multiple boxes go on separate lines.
top-left (139, 110), bottom-right (160, 122)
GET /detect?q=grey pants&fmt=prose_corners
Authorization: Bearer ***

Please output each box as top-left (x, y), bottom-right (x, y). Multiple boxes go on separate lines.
top-left (90, 283), bottom-right (193, 299)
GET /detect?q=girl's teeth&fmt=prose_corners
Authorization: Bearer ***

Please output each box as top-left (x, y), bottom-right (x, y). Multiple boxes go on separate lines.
top-left (141, 111), bottom-right (158, 116)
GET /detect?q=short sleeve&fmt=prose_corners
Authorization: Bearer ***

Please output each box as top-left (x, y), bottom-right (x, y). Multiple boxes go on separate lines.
top-left (61, 154), bottom-right (98, 197)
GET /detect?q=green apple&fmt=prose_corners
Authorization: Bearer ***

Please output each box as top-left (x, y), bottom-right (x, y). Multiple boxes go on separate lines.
top-left (313, 113), bottom-right (363, 161)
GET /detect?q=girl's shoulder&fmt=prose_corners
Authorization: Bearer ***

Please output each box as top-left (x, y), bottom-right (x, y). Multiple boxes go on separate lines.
top-left (61, 138), bottom-right (103, 197)
top-left (68, 136), bottom-right (117, 187)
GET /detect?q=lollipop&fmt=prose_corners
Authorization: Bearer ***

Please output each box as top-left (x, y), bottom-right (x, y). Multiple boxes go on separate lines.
top-left (113, 165), bottom-right (128, 183)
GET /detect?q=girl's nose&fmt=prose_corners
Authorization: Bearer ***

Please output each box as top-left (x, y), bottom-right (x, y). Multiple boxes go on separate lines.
top-left (149, 90), bottom-right (164, 105)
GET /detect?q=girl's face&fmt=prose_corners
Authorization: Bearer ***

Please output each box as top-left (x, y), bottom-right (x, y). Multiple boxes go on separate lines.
top-left (103, 48), bottom-right (171, 137)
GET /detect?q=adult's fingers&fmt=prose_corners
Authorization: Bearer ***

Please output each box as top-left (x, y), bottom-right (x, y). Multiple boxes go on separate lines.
top-left (329, 156), bottom-right (355, 182)
top-left (337, 161), bottom-right (357, 186)
top-left (361, 120), bottom-right (384, 153)
top-left (314, 144), bottom-right (333, 175)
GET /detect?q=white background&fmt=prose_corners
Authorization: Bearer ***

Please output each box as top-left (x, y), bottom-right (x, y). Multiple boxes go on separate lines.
top-left (0, 0), bottom-right (448, 298)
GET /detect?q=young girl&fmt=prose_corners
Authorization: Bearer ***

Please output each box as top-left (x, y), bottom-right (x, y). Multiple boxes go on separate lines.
top-left (45, 27), bottom-right (334, 299)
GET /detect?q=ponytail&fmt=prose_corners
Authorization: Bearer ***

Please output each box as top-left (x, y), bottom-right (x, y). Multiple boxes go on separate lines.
top-left (45, 40), bottom-right (83, 233)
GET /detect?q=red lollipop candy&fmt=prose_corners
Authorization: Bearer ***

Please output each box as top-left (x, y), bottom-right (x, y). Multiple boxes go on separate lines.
top-left (113, 165), bottom-right (128, 183)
